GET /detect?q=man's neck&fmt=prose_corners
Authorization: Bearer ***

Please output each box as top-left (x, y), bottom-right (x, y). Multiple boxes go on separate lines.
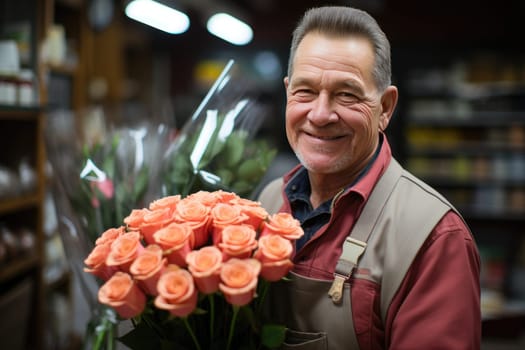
top-left (308, 135), bottom-right (383, 209)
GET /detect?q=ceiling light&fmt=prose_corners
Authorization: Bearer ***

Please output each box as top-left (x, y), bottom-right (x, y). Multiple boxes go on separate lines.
top-left (206, 13), bottom-right (253, 46)
top-left (125, 0), bottom-right (190, 34)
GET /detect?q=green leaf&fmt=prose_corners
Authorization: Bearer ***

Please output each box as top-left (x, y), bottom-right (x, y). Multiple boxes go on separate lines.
top-left (231, 180), bottom-right (253, 196)
top-left (222, 132), bottom-right (246, 167)
top-left (215, 168), bottom-right (233, 186)
top-left (260, 324), bottom-right (286, 349)
top-left (132, 167), bottom-right (149, 201)
top-left (237, 159), bottom-right (263, 181)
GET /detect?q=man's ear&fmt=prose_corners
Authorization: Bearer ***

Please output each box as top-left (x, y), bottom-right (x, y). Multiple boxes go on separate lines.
top-left (379, 85), bottom-right (398, 131)
top-left (284, 76), bottom-right (289, 90)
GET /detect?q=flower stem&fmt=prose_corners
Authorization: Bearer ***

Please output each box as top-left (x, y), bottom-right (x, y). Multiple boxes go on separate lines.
top-left (92, 328), bottom-right (105, 350)
top-left (209, 294), bottom-right (215, 340)
top-left (106, 323), bottom-right (115, 350)
top-left (256, 279), bottom-right (270, 317)
top-left (183, 317), bottom-right (202, 350)
top-left (226, 305), bottom-right (240, 350)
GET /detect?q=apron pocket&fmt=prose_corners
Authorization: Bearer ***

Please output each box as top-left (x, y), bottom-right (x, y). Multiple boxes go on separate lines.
top-left (281, 329), bottom-right (328, 350)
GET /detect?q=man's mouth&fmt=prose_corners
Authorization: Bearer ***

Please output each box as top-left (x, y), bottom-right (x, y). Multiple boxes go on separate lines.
top-left (305, 132), bottom-right (344, 141)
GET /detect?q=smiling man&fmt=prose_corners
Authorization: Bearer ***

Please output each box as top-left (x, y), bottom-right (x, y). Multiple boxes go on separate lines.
top-left (259, 6), bottom-right (481, 349)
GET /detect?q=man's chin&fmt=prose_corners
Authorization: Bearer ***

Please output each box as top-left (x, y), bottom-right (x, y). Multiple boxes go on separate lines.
top-left (298, 158), bottom-right (342, 175)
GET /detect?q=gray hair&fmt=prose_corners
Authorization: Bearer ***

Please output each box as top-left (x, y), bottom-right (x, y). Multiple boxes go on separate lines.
top-left (288, 6), bottom-right (392, 92)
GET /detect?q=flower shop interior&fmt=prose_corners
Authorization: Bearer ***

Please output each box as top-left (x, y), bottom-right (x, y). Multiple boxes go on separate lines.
top-left (1, 0), bottom-right (524, 349)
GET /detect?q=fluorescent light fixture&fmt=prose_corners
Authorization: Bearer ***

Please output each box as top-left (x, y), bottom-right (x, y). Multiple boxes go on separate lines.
top-left (206, 13), bottom-right (253, 45)
top-left (125, 0), bottom-right (190, 34)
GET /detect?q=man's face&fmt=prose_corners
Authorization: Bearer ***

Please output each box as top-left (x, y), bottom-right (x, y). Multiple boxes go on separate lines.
top-left (285, 32), bottom-right (385, 176)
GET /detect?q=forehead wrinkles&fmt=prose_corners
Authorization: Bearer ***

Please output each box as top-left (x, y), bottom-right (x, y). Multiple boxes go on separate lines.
top-left (294, 51), bottom-right (372, 86)
top-left (292, 32), bottom-right (375, 80)
top-left (291, 59), bottom-right (365, 93)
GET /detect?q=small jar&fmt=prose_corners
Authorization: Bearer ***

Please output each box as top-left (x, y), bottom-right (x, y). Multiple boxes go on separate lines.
top-left (0, 74), bottom-right (18, 105)
top-left (17, 69), bottom-right (35, 106)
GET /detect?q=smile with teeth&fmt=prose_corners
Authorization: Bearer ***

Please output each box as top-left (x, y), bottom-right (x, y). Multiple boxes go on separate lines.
top-left (306, 132), bottom-right (343, 140)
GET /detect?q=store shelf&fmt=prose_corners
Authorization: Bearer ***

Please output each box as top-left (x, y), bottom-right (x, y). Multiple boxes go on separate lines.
top-left (0, 193), bottom-right (40, 214)
top-left (408, 176), bottom-right (525, 188)
top-left (0, 255), bottom-right (40, 284)
top-left (0, 106), bottom-right (42, 119)
top-left (408, 144), bottom-right (525, 157)
top-left (408, 111), bottom-right (525, 126)
top-left (399, 50), bottom-right (525, 325)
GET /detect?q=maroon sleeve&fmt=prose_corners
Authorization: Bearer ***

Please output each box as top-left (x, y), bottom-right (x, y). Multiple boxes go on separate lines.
top-left (385, 211), bottom-right (481, 349)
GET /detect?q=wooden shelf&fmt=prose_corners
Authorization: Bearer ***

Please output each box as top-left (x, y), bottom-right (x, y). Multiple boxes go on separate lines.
top-left (0, 255), bottom-right (40, 284)
top-left (0, 106), bottom-right (43, 119)
top-left (0, 194), bottom-right (41, 214)
top-left (408, 111), bottom-right (525, 127)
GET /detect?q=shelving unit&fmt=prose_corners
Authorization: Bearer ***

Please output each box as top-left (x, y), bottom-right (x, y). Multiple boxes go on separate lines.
top-left (399, 50), bottom-right (525, 334)
top-left (0, 107), bottom-right (45, 349)
top-left (406, 112), bottom-right (524, 218)
top-left (1, 0), bottom-right (78, 348)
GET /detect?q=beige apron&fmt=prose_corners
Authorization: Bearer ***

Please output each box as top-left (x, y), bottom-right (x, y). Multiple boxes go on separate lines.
top-left (266, 271), bottom-right (352, 349)
top-left (265, 161), bottom-right (402, 349)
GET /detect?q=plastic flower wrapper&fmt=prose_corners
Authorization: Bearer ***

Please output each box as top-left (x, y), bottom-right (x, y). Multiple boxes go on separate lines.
top-left (83, 190), bottom-right (304, 350)
top-left (45, 108), bottom-right (171, 349)
top-left (46, 109), bottom-right (170, 244)
top-left (161, 59), bottom-right (277, 199)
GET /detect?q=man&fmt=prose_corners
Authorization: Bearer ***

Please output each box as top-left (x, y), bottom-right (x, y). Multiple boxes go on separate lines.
top-left (258, 6), bottom-right (481, 349)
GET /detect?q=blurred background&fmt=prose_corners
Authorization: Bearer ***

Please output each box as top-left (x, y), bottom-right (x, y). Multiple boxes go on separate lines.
top-left (0, 0), bottom-right (524, 349)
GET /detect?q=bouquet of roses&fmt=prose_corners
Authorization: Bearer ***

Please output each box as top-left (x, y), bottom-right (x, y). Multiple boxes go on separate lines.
top-left (84, 190), bottom-right (303, 350)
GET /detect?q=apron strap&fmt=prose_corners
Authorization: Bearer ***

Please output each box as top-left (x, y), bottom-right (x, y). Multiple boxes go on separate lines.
top-left (328, 159), bottom-right (403, 303)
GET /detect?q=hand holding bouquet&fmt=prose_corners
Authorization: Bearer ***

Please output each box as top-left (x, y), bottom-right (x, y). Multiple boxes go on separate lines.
top-left (84, 190), bottom-right (303, 350)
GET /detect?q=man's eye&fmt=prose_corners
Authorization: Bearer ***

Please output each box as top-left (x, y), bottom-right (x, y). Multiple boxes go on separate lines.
top-left (337, 92), bottom-right (358, 102)
top-left (295, 89), bottom-right (313, 96)
top-left (293, 89), bottom-right (316, 100)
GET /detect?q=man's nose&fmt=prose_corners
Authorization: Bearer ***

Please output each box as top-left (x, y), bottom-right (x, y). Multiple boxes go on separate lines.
top-left (308, 92), bottom-right (338, 125)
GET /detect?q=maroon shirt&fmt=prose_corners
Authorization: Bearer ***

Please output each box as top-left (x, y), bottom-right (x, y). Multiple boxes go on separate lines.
top-left (281, 135), bottom-right (481, 349)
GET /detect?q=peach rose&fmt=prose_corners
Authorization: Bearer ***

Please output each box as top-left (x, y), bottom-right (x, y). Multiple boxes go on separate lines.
top-left (149, 195), bottom-right (181, 213)
top-left (210, 203), bottom-right (249, 244)
top-left (84, 243), bottom-right (117, 281)
top-left (98, 271), bottom-right (146, 318)
top-left (173, 198), bottom-right (211, 248)
top-left (106, 231), bottom-right (143, 272)
top-left (211, 203), bottom-right (249, 227)
top-left (185, 246), bottom-right (222, 294)
top-left (130, 245), bottom-right (167, 296)
top-left (219, 258), bottom-right (261, 306)
top-left (186, 190), bottom-right (221, 207)
top-left (153, 222), bottom-right (193, 267)
top-left (261, 213), bottom-right (304, 240)
top-left (155, 265), bottom-right (198, 317)
top-left (213, 190), bottom-right (240, 203)
top-left (95, 226), bottom-right (125, 246)
top-left (254, 234), bottom-right (293, 281)
top-left (123, 208), bottom-right (149, 232)
top-left (239, 205), bottom-right (268, 231)
top-left (228, 197), bottom-right (259, 207)
top-left (218, 225), bottom-right (258, 259)
top-left (140, 207), bottom-right (173, 244)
